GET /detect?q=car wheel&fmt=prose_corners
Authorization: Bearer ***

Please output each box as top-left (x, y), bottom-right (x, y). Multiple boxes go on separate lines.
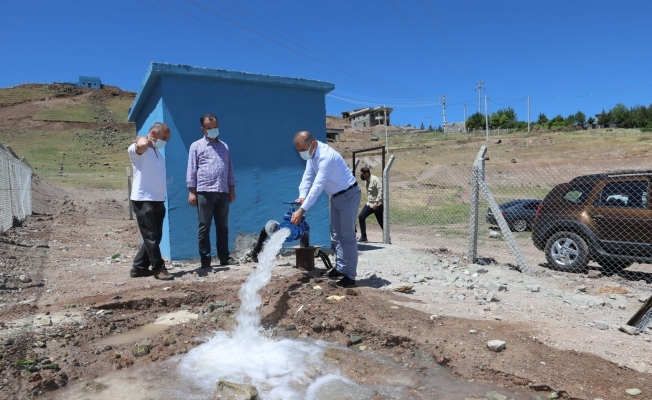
top-left (597, 259), bottom-right (634, 271)
top-left (511, 219), bottom-right (528, 232)
top-left (545, 231), bottom-right (589, 272)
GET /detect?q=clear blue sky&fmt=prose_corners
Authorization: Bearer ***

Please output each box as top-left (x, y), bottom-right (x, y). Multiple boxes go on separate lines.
top-left (2, 0), bottom-right (651, 127)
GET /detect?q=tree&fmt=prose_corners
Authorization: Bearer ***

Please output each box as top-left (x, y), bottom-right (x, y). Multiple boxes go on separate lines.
top-left (466, 112), bottom-right (485, 129)
top-left (420, 122), bottom-right (425, 130)
top-left (548, 114), bottom-right (565, 129)
top-left (428, 124), bottom-right (433, 131)
top-left (596, 109), bottom-right (609, 126)
top-left (437, 125), bottom-right (443, 132)
top-left (610, 103), bottom-right (629, 125)
top-left (587, 116), bottom-right (595, 125)
top-left (489, 107), bottom-right (517, 128)
top-left (405, 123), bottom-right (411, 127)
top-left (574, 111), bottom-right (586, 126)
top-left (537, 113), bottom-right (548, 124)
top-left (565, 114), bottom-right (575, 126)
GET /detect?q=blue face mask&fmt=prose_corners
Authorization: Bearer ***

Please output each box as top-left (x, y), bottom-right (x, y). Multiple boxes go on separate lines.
top-left (153, 139), bottom-right (167, 149)
top-left (206, 128), bottom-right (219, 139)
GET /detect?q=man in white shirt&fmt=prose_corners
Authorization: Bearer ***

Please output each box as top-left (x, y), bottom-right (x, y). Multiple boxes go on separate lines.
top-left (127, 122), bottom-right (174, 281)
top-left (291, 131), bottom-right (361, 288)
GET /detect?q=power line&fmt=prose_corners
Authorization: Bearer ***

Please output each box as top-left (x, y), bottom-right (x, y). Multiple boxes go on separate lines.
top-left (386, 0), bottom-right (472, 88)
top-left (418, 0), bottom-right (476, 81)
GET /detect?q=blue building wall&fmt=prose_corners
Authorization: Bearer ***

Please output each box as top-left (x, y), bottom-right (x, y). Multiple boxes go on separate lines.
top-left (129, 63), bottom-right (334, 261)
top-left (79, 76), bottom-right (101, 89)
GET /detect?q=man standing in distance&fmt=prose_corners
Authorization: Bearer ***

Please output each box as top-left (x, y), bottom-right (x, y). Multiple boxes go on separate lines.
top-left (128, 122), bottom-right (174, 280)
top-left (187, 114), bottom-right (239, 269)
top-left (292, 130), bottom-right (361, 288)
top-left (357, 166), bottom-right (383, 243)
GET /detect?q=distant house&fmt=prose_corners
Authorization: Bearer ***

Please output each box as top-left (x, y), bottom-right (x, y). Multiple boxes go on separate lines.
top-left (444, 122), bottom-right (466, 133)
top-left (326, 127), bottom-right (343, 142)
top-left (78, 76), bottom-right (102, 89)
top-left (342, 106), bottom-right (392, 129)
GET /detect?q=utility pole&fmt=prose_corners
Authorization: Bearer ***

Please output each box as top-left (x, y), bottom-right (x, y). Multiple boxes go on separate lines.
top-left (441, 94), bottom-right (447, 132)
top-left (485, 95), bottom-right (489, 141)
top-left (384, 104), bottom-right (389, 153)
top-left (527, 96), bottom-right (530, 133)
top-left (463, 103), bottom-right (466, 131)
top-left (475, 81), bottom-right (484, 113)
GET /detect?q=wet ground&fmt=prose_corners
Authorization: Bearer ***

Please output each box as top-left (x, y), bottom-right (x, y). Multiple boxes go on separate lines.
top-left (1, 178), bottom-right (652, 399)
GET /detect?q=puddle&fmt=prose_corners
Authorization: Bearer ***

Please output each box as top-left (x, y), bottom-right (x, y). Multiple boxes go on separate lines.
top-left (50, 229), bottom-right (536, 399)
top-left (94, 310), bottom-right (198, 346)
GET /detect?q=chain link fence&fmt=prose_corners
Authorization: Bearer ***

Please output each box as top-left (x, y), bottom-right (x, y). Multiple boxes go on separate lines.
top-left (0, 143), bottom-right (32, 233)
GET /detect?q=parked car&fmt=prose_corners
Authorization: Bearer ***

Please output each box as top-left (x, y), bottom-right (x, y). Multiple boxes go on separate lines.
top-left (486, 199), bottom-right (542, 232)
top-left (532, 170), bottom-right (652, 272)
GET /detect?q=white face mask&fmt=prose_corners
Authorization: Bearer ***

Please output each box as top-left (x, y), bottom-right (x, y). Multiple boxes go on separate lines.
top-left (206, 128), bottom-right (219, 139)
top-left (299, 142), bottom-right (314, 160)
top-left (153, 139), bottom-right (167, 149)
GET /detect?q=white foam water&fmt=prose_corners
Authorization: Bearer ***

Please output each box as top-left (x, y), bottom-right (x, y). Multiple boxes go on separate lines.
top-left (177, 228), bottom-right (339, 399)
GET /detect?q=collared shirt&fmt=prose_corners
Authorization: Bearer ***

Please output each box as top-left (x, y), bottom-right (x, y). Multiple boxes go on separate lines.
top-left (299, 141), bottom-right (356, 211)
top-left (186, 136), bottom-right (235, 193)
top-left (128, 143), bottom-right (166, 201)
top-left (365, 174), bottom-right (383, 207)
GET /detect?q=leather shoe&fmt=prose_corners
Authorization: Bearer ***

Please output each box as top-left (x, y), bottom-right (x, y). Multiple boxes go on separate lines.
top-left (332, 276), bottom-right (356, 288)
top-left (152, 266), bottom-right (174, 281)
top-left (357, 237), bottom-right (368, 243)
top-left (323, 269), bottom-right (344, 279)
top-left (130, 267), bottom-right (153, 278)
top-left (220, 258), bottom-right (240, 266)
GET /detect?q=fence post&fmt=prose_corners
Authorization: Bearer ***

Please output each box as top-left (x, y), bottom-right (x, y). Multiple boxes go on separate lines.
top-left (382, 155), bottom-right (395, 244)
top-left (468, 146), bottom-right (487, 261)
top-left (478, 177), bottom-right (533, 275)
top-left (126, 167), bottom-right (133, 220)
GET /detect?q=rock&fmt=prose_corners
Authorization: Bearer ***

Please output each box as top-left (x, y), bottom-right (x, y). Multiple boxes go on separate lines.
top-left (132, 343), bottom-right (152, 357)
top-left (619, 325), bottom-right (640, 336)
top-left (429, 315), bottom-right (439, 321)
top-left (486, 282), bottom-right (507, 292)
top-left (587, 270), bottom-right (603, 279)
top-left (216, 380), bottom-right (259, 400)
top-left (163, 287), bottom-right (171, 291)
top-left (350, 335), bottom-right (362, 345)
top-left (593, 321), bottom-right (609, 330)
top-left (41, 363), bottom-right (59, 370)
top-left (639, 296), bottom-right (649, 303)
top-left (625, 388), bottom-right (642, 396)
top-left (489, 230), bottom-right (500, 239)
top-left (19, 275), bottom-right (31, 283)
top-left (487, 340), bottom-right (506, 352)
top-left (510, 159), bottom-right (516, 163)
top-left (588, 299), bottom-right (605, 308)
top-left (576, 285), bottom-right (587, 292)
top-left (84, 380), bottom-right (107, 392)
top-left (493, 139), bottom-right (502, 144)
top-left (314, 288), bottom-right (323, 297)
top-left (526, 285), bottom-right (540, 292)
top-left (487, 292), bottom-right (500, 303)
top-left (485, 391), bottom-right (507, 400)
top-left (116, 282), bottom-right (125, 287)
top-left (548, 392), bottom-right (559, 399)
top-left (469, 330), bottom-right (478, 334)
top-left (4, 339), bottom-right (14, 346)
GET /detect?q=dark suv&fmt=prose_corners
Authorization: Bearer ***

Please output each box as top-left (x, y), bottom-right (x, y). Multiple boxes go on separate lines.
top-left (532, 170), bottom-right (652, 272)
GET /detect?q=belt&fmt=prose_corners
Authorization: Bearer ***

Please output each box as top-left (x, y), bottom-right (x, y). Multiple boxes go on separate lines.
top-left (332, 181), bottom-right (358, 198)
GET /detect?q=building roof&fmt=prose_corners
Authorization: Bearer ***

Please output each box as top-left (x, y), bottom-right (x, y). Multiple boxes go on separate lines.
top-left (79, 76), bottom-right (101, 81)
top-left (346, 106), bottom-right (393, 118)
top-left (128, 62), bottom-right (335, 122)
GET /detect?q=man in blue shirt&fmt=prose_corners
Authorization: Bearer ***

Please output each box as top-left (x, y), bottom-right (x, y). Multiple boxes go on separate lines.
top-left (291, 131), bottom-right (361, 288)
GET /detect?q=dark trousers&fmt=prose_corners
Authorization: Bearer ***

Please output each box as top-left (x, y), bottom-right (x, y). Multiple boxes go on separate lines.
top-left (132, 200), bottom-right (166, 271)
top-left (197, 192), bottom-right (230, 263)
top-left (358, 204), bottom-right (383, 237)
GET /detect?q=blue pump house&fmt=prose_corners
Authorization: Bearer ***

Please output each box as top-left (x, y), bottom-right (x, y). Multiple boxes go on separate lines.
top-left (127, 62), bottom-right (335, 261)
top-left (79, 76), bottom-right (101, 89)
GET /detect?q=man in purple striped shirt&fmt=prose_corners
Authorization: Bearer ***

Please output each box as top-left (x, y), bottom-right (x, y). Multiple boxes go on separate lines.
top-left (186, 113), bottom-right (239, 269)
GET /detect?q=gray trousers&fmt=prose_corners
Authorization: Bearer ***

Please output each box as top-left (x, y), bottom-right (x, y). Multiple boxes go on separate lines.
top-left (330, 186), bottom-right (361, 279)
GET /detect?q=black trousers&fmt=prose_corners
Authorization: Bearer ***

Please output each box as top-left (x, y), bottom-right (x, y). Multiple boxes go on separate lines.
top-left (358, 204), bottom-right (383, 237)
top-left (132, 200), bottom-right (166, 271)
top-left (197, 192), bottom-right (230, 263)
